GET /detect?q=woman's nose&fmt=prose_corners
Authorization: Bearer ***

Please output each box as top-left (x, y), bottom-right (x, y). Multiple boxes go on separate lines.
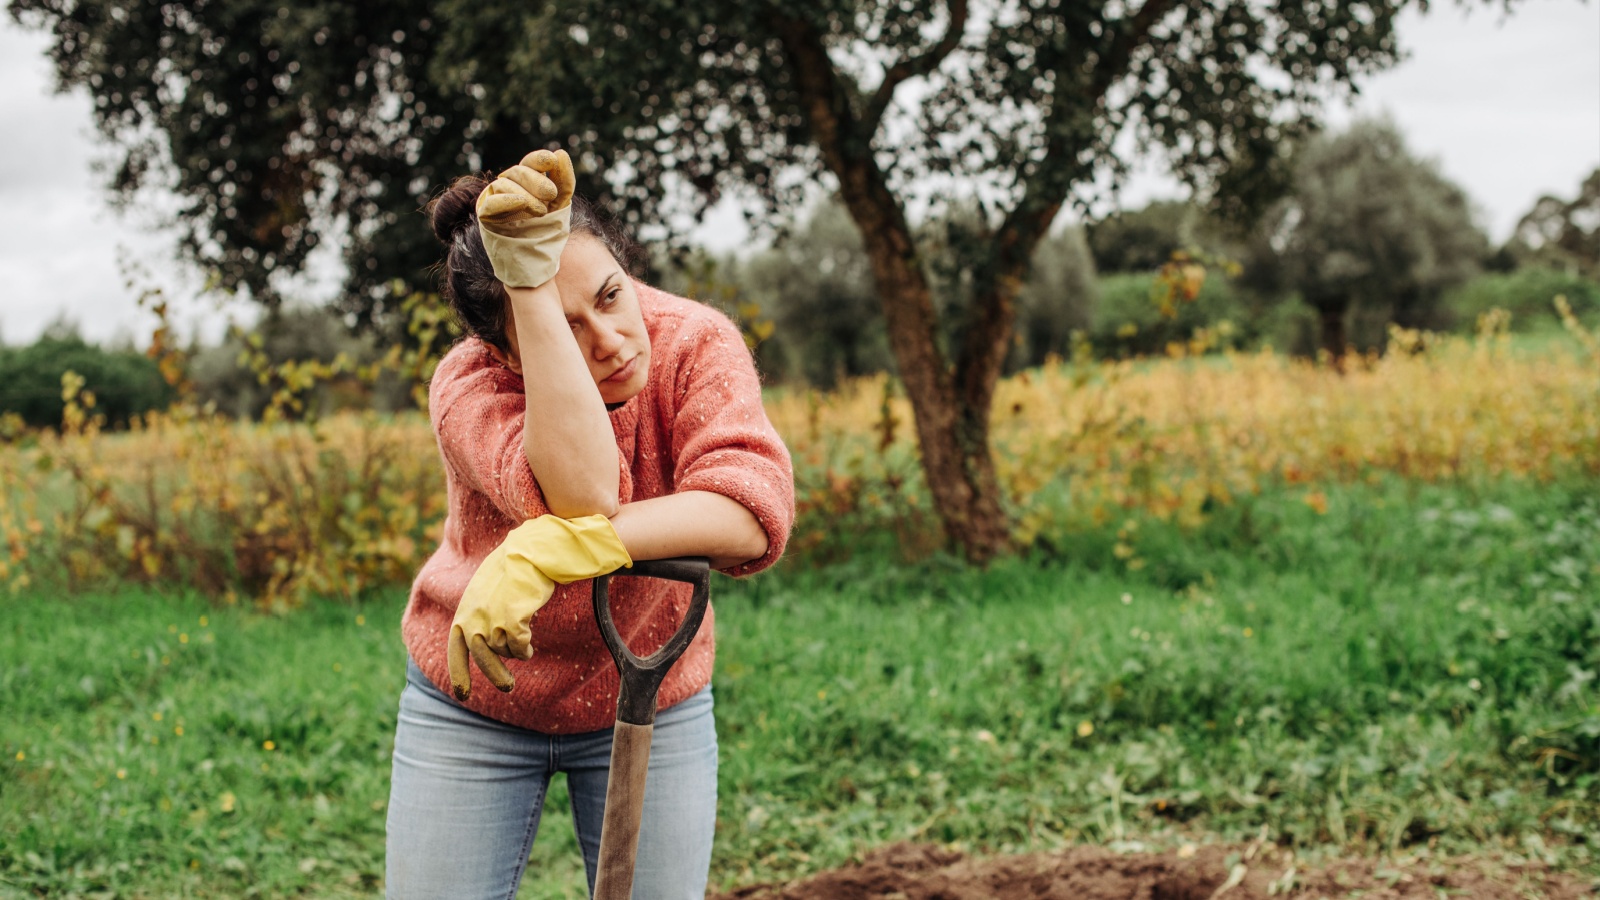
top-left (590, 321), bottom-right (625, 359)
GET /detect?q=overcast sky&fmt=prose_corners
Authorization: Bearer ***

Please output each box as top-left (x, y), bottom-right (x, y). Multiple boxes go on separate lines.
top-left (1, 2), bottom-right (1596, 348)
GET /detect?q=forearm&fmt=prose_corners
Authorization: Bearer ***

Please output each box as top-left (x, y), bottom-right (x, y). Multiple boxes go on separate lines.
top-left (509, 284), bottom-right (620, 516)
top-left (609, 491), bottom-right (769, 571)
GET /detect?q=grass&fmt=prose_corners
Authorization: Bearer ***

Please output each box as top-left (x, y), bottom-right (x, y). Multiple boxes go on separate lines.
top-left (2, 475), bottom-right (1598, 897)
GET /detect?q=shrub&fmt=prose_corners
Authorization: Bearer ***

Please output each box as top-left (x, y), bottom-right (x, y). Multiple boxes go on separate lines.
top-left (1444, 267), bottom-right (1600, 332)
top-left (0, 337), bottom-right (172, 428)
top-left (3, 317), bottom-right (1597, 601)
top-left (1088, 272), bottom-right (1253, 358)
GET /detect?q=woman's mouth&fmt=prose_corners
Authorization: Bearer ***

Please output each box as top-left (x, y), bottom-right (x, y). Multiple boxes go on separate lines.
top-left (602, 356), bottom-right (638, 384)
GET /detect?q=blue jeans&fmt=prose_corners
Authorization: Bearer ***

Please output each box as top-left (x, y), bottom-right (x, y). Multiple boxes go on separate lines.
top-left (385, 658), bottom-right (718, 899)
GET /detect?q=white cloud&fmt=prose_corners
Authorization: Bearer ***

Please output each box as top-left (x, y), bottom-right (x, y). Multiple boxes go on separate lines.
top-left (1325, 1), bottom-right (1600, 240)
top-left (0, 24), bottom-right (252, 348)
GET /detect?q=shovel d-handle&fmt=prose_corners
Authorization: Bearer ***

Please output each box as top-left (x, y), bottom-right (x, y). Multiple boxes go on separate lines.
top-left (591, 557), bottom-right (711, 900)
top-left (591, 557), bottom-right (711, 727)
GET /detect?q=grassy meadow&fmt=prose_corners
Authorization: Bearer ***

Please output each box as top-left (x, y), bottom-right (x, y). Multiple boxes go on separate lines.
top-left (3, 473), bottom-right (1599, 897)
top-left (2, 324), bottom-right (1598, 896)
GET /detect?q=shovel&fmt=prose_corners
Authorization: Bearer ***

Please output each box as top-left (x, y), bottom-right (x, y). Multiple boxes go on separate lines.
top-left (590, 556), bottom-right (711, 900)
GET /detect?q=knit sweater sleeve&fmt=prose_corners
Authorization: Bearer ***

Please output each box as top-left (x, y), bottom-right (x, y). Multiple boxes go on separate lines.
top-left (668, 309), bottom-right (795, 577)
top-left (430, 341), bottom-right (632, 523)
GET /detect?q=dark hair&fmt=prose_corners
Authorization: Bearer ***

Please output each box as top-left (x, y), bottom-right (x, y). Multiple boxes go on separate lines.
top-left (427, 174), bottom-right (645, 352)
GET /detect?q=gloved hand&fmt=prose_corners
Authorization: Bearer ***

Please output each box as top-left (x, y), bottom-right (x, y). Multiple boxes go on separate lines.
top-left (448, 513), bottom-right (631, 701)
top-left (475, 148), bottom-right (578, 288)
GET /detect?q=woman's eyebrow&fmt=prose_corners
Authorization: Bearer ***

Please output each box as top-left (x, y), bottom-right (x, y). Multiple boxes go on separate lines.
top-left (593, 272), bottom-right (620, 304)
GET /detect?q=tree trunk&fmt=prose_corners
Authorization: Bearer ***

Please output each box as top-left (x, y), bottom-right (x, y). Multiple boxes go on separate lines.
top-left (1317, 298), bottom-right (1350, 372)
top-left (843, 189), bottom-right (1012, 563)
top-left (773, 12), bottom-right (1016, 563)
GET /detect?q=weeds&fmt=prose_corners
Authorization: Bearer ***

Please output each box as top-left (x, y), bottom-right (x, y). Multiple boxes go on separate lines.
top-left (4, 316), bottom-right (1599, 601)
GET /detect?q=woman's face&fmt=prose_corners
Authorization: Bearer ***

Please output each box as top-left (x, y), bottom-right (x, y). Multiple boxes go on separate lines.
top-left (500, 234), bottom-right (651, 405)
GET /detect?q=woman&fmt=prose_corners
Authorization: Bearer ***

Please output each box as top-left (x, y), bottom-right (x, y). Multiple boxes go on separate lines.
top-left (386, 149), bottom-right (794, 899)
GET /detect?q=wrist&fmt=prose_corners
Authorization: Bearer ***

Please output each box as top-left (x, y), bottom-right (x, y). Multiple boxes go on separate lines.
top-left (481, 204), bottom-right (572, 288)
top-left (506, 281), bottom-right (561, 306)
top-left (508, 285), bottom-right (577, 352)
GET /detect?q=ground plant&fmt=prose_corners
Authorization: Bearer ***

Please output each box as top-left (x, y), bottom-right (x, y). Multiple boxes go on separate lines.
top-left (1, 474), bottom-right (1597, 897)
top-left (1, 309), bottom-right (1597, 897)
top-left (2, 312), bottom-right (1596, 602)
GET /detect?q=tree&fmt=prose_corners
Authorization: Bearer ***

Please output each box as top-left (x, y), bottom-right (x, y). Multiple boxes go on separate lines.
top-left (741, 201), bottom-right (892, 388)
top-left (918, 205), bottom-right (1097, 372)
top-left (1508, 168), bottom-right (1600, 280)
top-left (0, 335), bottom-right (172, 428)
top-left (13, 0), bottom-right (1503, 561)
top-left (1246, 119), bottom-right (1487, 358)
top-left (1087, 200), bottom-right (1201, 274)
top-left (1010, 227), bottom-right (1097, 371)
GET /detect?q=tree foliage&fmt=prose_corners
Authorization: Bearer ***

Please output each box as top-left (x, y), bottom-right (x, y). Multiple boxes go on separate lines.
top-left (1509, 168), bottom-right (1600, 280)
top-left (1088, 200), bottom-right (1209, 273)
top-left (740, 202), bottom-right (892, 389)
top-left (0, 336), bottom-right (172, 428)
top-left (1245, 119), bottom-right (1487, 356)
top-left (13, 0), bottom-right (1497, 560)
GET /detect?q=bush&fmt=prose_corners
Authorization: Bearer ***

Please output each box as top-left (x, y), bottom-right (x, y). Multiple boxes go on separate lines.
top-left (0, 337), bottom-right (172, 428)
top-left (1444, 267), bottom-right (1600, 332)
top-left (188, 306), bottom-right (403, 419)
top-left (1088, 272), bottom-right (1253, 357)
top-left (8, 407), bottom-right (441, 605)
top-left (4, 326), bottom-right (1597, 600)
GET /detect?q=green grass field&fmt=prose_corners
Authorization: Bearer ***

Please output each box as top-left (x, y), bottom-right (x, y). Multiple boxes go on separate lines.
top-left (3, 475), bottom-right (1598, 898)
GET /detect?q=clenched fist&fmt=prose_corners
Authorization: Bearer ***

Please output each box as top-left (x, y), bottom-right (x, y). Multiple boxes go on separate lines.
top-left (475, 149), bottom-right (578, 288)
top-left (477, 149), bottom-right (576, 224)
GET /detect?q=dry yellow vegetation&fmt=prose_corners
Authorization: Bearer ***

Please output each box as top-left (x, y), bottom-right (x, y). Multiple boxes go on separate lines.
top-left (3, 314), bottom-right (1596, 603)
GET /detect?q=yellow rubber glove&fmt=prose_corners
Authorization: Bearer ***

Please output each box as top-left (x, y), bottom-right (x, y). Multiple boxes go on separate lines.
top-left (448, 513), bottom-right (631, 701)
top-left (475, 148), bottom-right (577, 288)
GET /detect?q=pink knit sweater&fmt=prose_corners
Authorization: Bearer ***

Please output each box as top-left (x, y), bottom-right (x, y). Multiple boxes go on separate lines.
top-left (401, 283), bottom-right (795, 733)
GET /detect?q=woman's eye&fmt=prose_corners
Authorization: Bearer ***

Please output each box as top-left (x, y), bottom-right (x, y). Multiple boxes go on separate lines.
top-left (602, 289), bottom-right (621, 308)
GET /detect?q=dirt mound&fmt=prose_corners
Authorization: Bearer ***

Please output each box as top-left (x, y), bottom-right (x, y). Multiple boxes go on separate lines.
top-left (715, 841), bottom-right (1598, 899)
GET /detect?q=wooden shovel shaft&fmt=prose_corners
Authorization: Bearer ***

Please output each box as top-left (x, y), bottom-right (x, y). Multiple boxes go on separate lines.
top-left (593, 721), bottom-right (653, 900)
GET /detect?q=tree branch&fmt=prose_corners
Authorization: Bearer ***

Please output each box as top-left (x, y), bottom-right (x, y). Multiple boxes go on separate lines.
top-left (863, 0), bottom-right (970, 134)
top-left (771, 12), bottom-right (868, 175)
top-left (954, 0), bottom-right (1174, 414)
top-left (1004, 0), bottom-right (1176, 273)
top-left (1089, 0), bottom-right (1173, 113)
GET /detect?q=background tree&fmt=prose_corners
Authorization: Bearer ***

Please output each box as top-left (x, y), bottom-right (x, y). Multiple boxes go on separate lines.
top-left (1245, 119), bottom-right (1487, 357)
top-left (916, 206), bottom-right (1099, 373)
top-left (1010, 228), bottom-right (1097, 371)
top-left (187, 306), bottom-right (404, 419)
top-left (12, 0), bottom-right (1503, 561)
top-left (1507, 168), bottom-right (1600, 281)
top-left (0, 330), bottom-right (172, 428)
top-left (740, 201), bottom-right (891, 389)
top-left (1087, 200), bottom-right (1215, 275)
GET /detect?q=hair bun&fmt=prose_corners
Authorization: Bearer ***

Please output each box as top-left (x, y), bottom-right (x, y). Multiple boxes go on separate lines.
top-left (429, 175), bottom-right (489, 246)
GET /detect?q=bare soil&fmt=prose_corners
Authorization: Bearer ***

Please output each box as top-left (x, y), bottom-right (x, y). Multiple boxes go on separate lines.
top-left (714, 841), bottom-right (1598, 899)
